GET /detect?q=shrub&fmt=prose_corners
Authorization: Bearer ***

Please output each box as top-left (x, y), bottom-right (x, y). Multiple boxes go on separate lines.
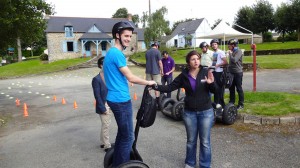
top-left (39, 53), bottom-right (48, 61)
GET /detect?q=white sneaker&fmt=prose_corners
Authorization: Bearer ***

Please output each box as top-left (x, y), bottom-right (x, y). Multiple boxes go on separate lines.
top-left (185, 164), bottom-right (194, 168)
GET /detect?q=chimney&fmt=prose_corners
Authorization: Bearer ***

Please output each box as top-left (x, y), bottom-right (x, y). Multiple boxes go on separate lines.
top-left (127, 13), bottom-right (132, 21)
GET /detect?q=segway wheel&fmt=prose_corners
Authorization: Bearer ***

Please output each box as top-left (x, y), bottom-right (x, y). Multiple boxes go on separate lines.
top-left (160, 98), bottom-right (176, 117)
top-left (104, 146), bottom-right (114, 168)
top-left (171, 101), bottom-right (184, 121)
top-left (117, 160), bottom-right (149, 168)
top-left (222, 103), bottom-right (237, 125)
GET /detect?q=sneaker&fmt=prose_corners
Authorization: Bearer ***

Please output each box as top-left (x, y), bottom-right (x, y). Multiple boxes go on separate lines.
top-left (184, 164), bottom-right (194, 168)
top-left (237, 105), bottom-right (244, 110)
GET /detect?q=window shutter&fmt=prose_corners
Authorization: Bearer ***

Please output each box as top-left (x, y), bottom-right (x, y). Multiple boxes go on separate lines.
top-left (74, 41), bottom-right (78, 52)
top-left (62, 41), bottom-right (67, 52)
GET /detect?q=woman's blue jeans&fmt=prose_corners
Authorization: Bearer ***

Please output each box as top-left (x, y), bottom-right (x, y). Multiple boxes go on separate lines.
top-left (182, 108), bottom-right (214, 168)
top-left (107, 100), bottom-right (134, 167)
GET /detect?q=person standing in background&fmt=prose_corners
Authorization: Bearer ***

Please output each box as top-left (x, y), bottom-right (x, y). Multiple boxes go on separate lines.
top-left (199, 41), bottom-right (214, 67)
top-left (92, 57), bottom-right (112, 152)
top-left (211, 39), bottom-right (228, 108)
top-left (145, 41), bottom-right (163, 105)
top-left (227, 38), bottom-right (244, 110)
top-left (161, 51), bottom-right (175, 98)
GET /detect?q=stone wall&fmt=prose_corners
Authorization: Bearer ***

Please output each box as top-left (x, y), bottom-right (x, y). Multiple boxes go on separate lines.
top-left (46, 32), bottom-right (138, 62)
top-left (46, 33), bottom-right (83, 62)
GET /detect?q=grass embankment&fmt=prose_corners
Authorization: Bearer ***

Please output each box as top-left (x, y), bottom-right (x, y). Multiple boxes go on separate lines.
top-left (0, 57), bottom-right (90, 78)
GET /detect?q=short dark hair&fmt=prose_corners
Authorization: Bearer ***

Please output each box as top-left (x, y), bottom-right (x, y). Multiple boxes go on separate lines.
top-left (162, 51), bottom-right (168, 55)
top-left (186, 50), bottom-right (201, 64)
top-left (97, 57), bottom-right (105, 68)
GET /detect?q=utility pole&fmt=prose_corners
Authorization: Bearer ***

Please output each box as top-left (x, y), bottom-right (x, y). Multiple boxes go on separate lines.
top-left (149, 0), bottom-right (151, 16)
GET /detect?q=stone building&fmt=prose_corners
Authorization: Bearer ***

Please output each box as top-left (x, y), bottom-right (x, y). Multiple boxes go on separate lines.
top-left (45, 15), bottom-right (145, 62)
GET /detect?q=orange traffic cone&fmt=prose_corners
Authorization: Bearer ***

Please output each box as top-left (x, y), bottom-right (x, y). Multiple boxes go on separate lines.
top-left (62, 98), bottom-right (66, 104)
top-left (53, 95), bottom-right (57, 101)
top-left (15, 98), bottom-right (20, 106)
top-left (133, 93), bottom-right (137, 100)
top-left (23, 103), bottom-right (28, 117)
top-left (73, 101), bottom-right (78, 109)
top-left (181, 88), bottom-right (185, 93)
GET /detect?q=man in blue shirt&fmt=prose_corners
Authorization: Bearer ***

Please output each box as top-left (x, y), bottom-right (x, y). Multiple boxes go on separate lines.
top-left (161, 51), bottom-right (175, 98)
top-left (103, 21), bottom-right (156, 167)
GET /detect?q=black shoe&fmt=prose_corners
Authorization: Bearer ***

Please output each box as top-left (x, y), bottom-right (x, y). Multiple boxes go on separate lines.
top-left (104, 147), bottom-right (111, 152)
top-left (100, 145), bottom-right (104, 148)
top-left (237, 105), bottom-right (244, 110)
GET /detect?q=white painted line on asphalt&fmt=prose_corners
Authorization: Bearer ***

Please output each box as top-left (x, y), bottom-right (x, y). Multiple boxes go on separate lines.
top-left (8, 87), bottom-right (11, 89)
top-left (41, 94), bottom-right (45, 96)
top-left (28, 91), bottom-right (32, 94)
top-left (6, 95), bottom-right (9, 97)
top-left (9, 97), bottom-right (13, 99)
top-left (1, 93), bottom-right (4, 94)
top-left (45, 96), bottom-right (50, 99)
top-left (36, 92), bottom-right (40, 94)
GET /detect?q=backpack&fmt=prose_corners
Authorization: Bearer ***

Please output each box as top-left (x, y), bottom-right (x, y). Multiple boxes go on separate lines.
top-left (136, 86), bottom-right (157, 128)
top-left (221, 67), bottom-right (234, 89)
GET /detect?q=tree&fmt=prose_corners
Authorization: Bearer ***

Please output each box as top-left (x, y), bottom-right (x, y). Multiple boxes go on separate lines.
top-left (141, 11), bottom-right (149, 28)
top-left (234, 6), bottom-right (254, 33)
top-left (290, 0), bottom-right (300, 41)
top-left (144, 7), bottom-right (170, 47)
top-left (274, 3), bottom-right (293, 42)
top-left (252, 0), bottom-right (275, 41)
top-left (112, 8), bottom-right (139, 27)
top-left (0, 0), bottom-right (54, 62)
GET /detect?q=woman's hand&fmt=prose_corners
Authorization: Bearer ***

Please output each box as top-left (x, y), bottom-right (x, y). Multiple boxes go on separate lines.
top-left (205, 70), bottom-right (214, 84)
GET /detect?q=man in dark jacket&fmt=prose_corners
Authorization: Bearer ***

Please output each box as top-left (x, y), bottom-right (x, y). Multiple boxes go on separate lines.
top-left (227, 39), bottom-right (244, 110)
top-left (92, 57), bottom-right (111, 152)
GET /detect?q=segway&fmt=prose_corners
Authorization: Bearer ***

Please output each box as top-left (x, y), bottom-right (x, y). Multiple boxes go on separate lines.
top-left (160, 88), bottom-right (185, 121)
top-left (104, 86), bottom-right (156, 168)
top-left (210, 66), bottom-right (237, 125)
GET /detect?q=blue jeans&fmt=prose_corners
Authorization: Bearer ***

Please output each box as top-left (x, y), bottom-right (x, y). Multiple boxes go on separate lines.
top-left (107, 100), bottom-right (134, 167)
top-left (182, 108), bottom-right (214, 168)
top-left (161, 76), bottom-right (173, 98)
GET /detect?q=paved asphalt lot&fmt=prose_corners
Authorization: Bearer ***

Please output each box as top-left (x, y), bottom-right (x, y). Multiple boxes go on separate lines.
top-left (0, 66), bottom-right (299, 168)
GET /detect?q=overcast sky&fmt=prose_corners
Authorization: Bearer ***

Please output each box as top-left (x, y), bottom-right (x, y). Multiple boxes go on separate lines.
top-left (45, 0), bottom-right (287, 27)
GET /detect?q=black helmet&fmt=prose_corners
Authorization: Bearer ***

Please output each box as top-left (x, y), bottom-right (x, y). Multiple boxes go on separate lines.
top-left (199, 42), bottom-right (209, 49)
top-left (150, 41), bottom-right (159, 47)
top-left (97, 57), bottom-right (105, 68)
top-left (210, 39), bottom-right (219, 45)
top-left (228, 38), bottom-right (239, 46)
top-left (112, 21), bottom-right (134, 39)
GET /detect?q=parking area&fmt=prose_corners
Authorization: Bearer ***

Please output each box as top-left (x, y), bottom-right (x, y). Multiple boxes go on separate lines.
top-left (0, 67), bottom-right (299, 168)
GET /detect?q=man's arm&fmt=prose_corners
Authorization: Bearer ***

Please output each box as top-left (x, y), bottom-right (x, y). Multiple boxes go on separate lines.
top-left (119, 66), bottom-right (156, 85)
top-left (158, 60), bottom-right (163, 76)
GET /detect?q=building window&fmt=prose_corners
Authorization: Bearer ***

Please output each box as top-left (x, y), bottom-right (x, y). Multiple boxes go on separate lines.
top-left (65, 26), bottom-right (73, 37)
top-left (67, 42), bottom-right (74, 51)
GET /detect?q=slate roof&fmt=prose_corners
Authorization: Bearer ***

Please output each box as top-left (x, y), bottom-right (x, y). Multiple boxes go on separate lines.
top-left (45, 16), bottom-right (137, 33)
top-left (164, 18), bottom-right (204, 42)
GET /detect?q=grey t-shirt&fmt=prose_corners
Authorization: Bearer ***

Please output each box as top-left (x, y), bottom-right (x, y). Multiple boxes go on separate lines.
top-left (228, 49), bottom-right (243, 73)
top-left (145, 48), bottom-right (161, 74)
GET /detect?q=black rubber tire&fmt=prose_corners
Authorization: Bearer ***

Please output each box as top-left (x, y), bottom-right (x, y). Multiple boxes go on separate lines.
top-left (171, 101), bottom-right (184, 121)
top-left (158, 94), bottom-right (166, 111)
top-left (160, 98), bottom-right (176, 117)
top-left (117, 160), bottom-right (149, 168)
top-left (104, 146), bottom-right (114, 168)
top-left (222, 103), bottom-right (237, 125)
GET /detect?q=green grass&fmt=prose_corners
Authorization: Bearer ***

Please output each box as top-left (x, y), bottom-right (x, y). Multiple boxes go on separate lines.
top-left (243, 54), bottom-right (300, 69)
top-left (233, 92), bottom-right (300, 116)
top-left (225, 41), bottom-right (300, 51)
top-left (0, 57), bottom-right (90, 78)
